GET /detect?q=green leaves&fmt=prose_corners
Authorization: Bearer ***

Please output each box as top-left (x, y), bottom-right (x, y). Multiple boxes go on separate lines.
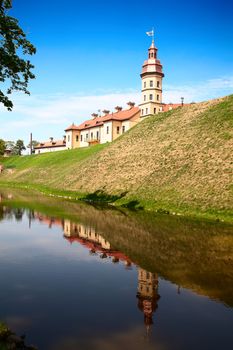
top-left (0, 0), bottom-right (36, 110)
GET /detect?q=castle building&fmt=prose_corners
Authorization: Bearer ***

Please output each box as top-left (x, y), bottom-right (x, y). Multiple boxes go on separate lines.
top-left (34, 35), bottom-right (185, 154)
top-left (65, 102), bottom-right (140, 149)
top-left (139, 39), bottom-right (164, 117)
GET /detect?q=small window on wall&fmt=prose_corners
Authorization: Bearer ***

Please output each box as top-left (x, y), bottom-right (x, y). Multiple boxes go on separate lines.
top-left (157, 81), bottom-right (160, 88)
top-left (144, 95), bottom-right (146, 101)
top-left (146, 108), bottom-right (148, 114)
top-left (157, 94), bottom-right (159, 101)
top-left (106, 126), bottom-right (109, 134)
top-left (150, 80), bottom-right (153, 87)
top-left (68, 135), bottom-right (70, 142)
top-left (144, 81), bottom-right (146, 88)
top-left (141, 109), bottom-right (144, 116)
top-left (96, 131), bottom-right (99, 139)
top-left (76, 135), bottom-right (79, 142)
top-left (154, 108), bottom-right (156, 114)
top-left (86, 133), bottom-right (88, 140)
top-left (149, 94), bottom-right (153, 101)
top-left (91, 132), bottom-right (93, 139)
top-left (81, 135), bottom-right (83, 141)
top-left (122, 126), bottom-right (125, 133)
top-left (117, 126), bottom-right (120, 134)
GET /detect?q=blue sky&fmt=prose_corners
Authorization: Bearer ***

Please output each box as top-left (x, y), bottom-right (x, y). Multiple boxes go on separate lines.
top-left (1, 0), bottom-right (233, 148)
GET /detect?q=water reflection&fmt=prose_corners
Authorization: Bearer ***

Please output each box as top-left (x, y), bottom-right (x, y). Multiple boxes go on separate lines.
top-left (0, 190), bottom-right (233, 350)
top-left (34, 212), bottom-right (159, 333)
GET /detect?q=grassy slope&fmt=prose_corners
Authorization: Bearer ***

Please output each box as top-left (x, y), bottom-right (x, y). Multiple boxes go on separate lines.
top-left (0, 95), bottom-right (233, 220)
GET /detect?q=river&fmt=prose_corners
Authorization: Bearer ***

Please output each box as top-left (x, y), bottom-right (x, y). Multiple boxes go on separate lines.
top-left (0, 189), bottom-right (233, 350)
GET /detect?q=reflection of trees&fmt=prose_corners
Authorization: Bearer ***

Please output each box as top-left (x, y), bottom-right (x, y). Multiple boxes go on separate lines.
top-left (0, 207), bottom-right (4, 222)
top-left (0, 206), bottom-right (26, 221)
top-left (14, 208), bottom-right (25, 221)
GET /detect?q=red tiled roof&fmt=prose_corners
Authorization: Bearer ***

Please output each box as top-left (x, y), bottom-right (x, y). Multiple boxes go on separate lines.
top-left (65, 123), bottom-right (79, 131)
top-left (77, 106), bottom-right (140, 131)
top-left (34, 140), bottom-right (66, 149)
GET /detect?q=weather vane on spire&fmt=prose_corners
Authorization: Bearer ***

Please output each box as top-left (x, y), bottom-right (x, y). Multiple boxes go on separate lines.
top-left (146, 28), bottom-right (155, 43)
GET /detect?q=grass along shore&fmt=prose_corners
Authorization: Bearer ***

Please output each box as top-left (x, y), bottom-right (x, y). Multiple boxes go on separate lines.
top-left (0, 95), bottom-right (233, 223)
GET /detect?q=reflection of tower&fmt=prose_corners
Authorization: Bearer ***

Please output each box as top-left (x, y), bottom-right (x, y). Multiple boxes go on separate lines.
top-left (137, 268), bottom-right (160, 336)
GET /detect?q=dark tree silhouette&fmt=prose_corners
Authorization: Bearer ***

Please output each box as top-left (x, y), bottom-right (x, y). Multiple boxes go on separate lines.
top-left (0, 0), bottom-right (36, 110)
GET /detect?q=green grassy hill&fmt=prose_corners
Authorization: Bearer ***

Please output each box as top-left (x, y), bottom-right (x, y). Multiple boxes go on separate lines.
top-left (1, 95), bottom-right (233, 221)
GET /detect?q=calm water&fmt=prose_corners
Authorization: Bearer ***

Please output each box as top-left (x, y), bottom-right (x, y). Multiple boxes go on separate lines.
top-left (0, 190), bottom-right (233, 350)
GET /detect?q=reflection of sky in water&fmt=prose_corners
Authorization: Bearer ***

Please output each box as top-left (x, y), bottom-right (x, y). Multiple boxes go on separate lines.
top-left (0, 209), bottom-right (233, 350)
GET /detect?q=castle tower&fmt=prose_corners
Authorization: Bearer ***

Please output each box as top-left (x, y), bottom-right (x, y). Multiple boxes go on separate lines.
top-left (139, 37), bottom-right (164, 117)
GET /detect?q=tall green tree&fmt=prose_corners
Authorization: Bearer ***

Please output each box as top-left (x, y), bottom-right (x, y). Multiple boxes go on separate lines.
top-left (14, 139), bottom-right (25, 155)
top-left (0, 0), bottom-right (36, 110)
top-left (0, 138), bottom-right (5, 155)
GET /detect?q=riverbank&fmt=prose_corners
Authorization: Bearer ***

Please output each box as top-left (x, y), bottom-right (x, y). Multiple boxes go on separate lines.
top-left (0, 95), bottom-right (232, 223)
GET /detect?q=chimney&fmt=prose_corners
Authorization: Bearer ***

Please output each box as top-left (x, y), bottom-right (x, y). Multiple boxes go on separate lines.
top-left (127, 101), bottom-right (135, 109)
top-left (115, 106), bottom-right (123, 112)
top-left (102, 109), bottom-right (110, 116)
top-left (91, 113), bottom-right (98, 119)
top-left (50, 137), bottom-right (53, 142)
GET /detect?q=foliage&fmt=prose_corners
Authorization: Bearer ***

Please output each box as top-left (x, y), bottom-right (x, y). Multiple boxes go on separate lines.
top-left (27, 140), bottom-right (39, 154)
top-left (13, 139), bottom-right (25, 155)
top-left (0, 0), bottom-right (36, 110)
top-left (0, 138), bottom-right (5, 155)
top-left (27, 140), bottom-right (39, 149)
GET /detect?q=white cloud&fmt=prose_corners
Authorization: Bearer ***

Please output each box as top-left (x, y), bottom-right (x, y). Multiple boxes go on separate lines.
top-left (0, 75), bottom-right (232, 145)
top-left (163, 76), bottom-right (233, 103)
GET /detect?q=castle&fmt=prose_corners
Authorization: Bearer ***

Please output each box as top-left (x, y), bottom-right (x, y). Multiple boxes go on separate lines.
top-left (34, 37), bottom-right (182, 154)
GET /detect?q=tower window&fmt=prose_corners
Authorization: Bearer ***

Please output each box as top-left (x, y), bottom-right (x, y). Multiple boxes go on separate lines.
top-left (149, 94), bottom-right (153, 101)
top-left (146, 108), bottom-right (148, 114)
top-left (68, 135), bottom-right (70, 142)
top-left (157, 94), bottom-right (160, 101)
top-left (144, 81), bottom-right (146, 88)
top-left (154, 108), bottom-right (157, 114)
top-left (86, 133), bottom-right (88, 140)
top-left (144, 95), bottom-right (146, 101)
top-left (116, 126), bottom-right (120, 134)
top-left (76, 135), bottom-right (79, 141)
top-left (141, 109), bottom-right (144, 116)
top-left (106, 126), bottom-right (109, 134)
top-left (157, 81), bottom-right (160, 88)
top-left (150, 80), bottom-right (153, 87)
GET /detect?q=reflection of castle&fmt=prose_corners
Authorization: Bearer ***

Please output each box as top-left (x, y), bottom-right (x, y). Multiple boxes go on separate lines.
top-left (137, 268), bottom-right (160, 333)
top-left (34, 212), bottom-right (64, 229)
top-left (12, 211), bottom-right (160, 333)
top-left (63, 219), bottom-right (132, 266)
top-left (64, 220), bottom-right (111, 250)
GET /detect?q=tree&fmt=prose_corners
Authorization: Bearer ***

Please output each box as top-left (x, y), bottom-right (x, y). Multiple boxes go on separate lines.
top-left (14, 139), bottom-right (25, 155)
top-left (0, 138), bottom-right (5, 155)
top-left (0, 0), bottom-right (36, 110)
top-left (27, 140), bottom-right (39, 154)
